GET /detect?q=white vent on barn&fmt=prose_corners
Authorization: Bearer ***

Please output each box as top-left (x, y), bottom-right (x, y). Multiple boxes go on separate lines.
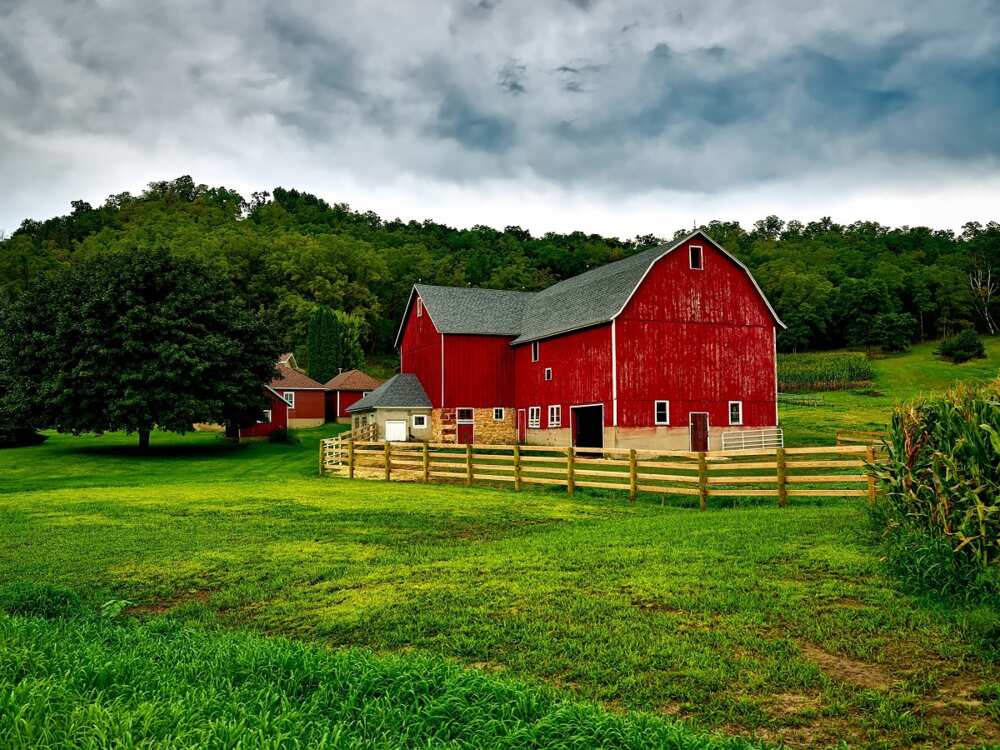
top-left (721, 427), bottom-right (783, 452)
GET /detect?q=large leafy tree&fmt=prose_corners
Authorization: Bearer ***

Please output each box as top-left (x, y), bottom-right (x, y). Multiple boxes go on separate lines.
top-left (0, 247), bottom-right (279, 448)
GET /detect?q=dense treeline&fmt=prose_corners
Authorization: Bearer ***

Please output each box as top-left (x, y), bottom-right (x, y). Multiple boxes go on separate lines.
top-left (2, 176), bottom-right (998, 357)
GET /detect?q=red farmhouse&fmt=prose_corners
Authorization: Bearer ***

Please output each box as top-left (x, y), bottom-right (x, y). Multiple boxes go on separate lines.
top-left (352, 231), bottom-right (784, 450)
top-left (324, 369), bottom-right (384, 422)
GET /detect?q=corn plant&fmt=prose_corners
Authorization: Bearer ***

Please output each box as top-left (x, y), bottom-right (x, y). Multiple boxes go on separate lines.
top-left (871, 380), bottom-right (1000, 598)
top-left (778, 352), bottom-right (874, 392)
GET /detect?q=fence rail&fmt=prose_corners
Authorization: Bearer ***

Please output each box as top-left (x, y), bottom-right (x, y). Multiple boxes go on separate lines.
top-left (321, 439), bottom-right (878, 509)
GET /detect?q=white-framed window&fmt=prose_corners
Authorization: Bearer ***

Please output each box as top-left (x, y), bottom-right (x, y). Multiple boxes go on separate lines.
top-left (457, 407), bottom-right (474, 422)
top-left (548, 405), bottom-right (561, 428)
top-left (728, 400), bottom-right (743, 426)
top-left (530, 341), bottom-right (540, 362)
top-left (412, 414), bottom-right (428, 428)
top-left (528, 406), bottom-right (541, 429)
top-left (654, 400), bottom-right (670, 425)
top-left (493, 407), bottom-right (504, 421)
top-left (284, 391), bottom-right (295, 408)
top-left (544, 367), bottom-right (553, 381)
top-left (416, 298), bottom-right (423, 317)
top-left (689, 245), bottom-right (704, 270)
top-left (261, 409), bottom-right (271, 424)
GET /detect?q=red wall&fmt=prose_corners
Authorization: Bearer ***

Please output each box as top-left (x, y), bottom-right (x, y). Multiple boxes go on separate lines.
top-left (282, 389), bottom-right (325, 420)
top-left (443, 334), bottom-right (515, 408)
top-left (513, 324), bottom-right (613, 426)
top-left (615, 237), bottom-right (777, 428)
top-left (240, 389), bottom-right (288, 438)
top-left (337, 390), bottom-right (366, 417)
top-left (400, 296), bottom-right (442, 407)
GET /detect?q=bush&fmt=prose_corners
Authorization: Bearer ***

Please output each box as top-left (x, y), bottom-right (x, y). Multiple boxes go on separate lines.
top-left (778, 351), bottom-right (874, 391)
top-left (937, 329), bottom-right (987, 363)
top-left (0, 582), bottom-right (83, 619)
top-left (870, 381), bottom-right (1000, 600)
top-left (0, 424), bottom-right (47, 448)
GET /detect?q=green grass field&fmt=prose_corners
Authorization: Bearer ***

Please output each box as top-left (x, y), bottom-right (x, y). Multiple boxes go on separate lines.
top-left (1, 339), bottom-right (998, 749)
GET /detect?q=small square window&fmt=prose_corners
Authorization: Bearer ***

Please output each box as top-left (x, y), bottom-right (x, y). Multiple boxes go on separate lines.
top-left (544, 367), bottom-right (553, 381)
top-left (547, 405), bottom-right (561, 428)
top-left (492, 407), bottom-right (504, 421)
top-left (530, 341), bottom-right (540, 362)
top-left (728, 401), bottom-right (743, 426)
top-left (528, 406), bottom-right (541, 429)
top-left (284, 391), bottom-right (295, 408)
top-left (261, 409), bottom-right (271, 424)
top-left (412, 414), bottom-right (428, 428)
top-left (654, 400), bottom-right (669, 425)
top-left (416, 298), bottom-right (423, 317)
top-left (689, 245), bottom-right (703, 270)
top-left (457, 407), bottom-right (474, 422)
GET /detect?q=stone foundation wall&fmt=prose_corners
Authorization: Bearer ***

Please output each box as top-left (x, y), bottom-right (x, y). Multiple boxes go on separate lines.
top-left (431, 408), bottom-right (515, 444)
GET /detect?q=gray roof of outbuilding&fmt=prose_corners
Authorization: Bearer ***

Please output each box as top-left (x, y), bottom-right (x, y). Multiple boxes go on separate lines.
top-left (394, 232), bottom-right (784, 348)
top-left (346, 373), bottom-right (432, 412)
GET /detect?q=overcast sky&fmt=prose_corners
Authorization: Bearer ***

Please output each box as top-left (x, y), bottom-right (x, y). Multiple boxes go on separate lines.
top-left (2, 0), bottom-right (999, 238)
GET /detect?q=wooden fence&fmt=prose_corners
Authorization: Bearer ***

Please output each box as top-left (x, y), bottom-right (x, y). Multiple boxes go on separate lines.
top-left (320, 440), bottom-right (878, 508)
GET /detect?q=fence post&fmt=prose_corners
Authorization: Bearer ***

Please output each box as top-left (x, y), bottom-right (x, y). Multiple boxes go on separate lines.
top-left (628, 449), bottom-right (637, 502)
top-left (465, 443), bottom-right (473, 486)
top-left (566, 448), bottom-right (575, 495)
top-left (422, 442), bottom-right (430, 482)
top-left (348, 440), bottom-right (355, 480)
top-left (319, 439), bottom-right (325, 476)
top-left (866, 445), bottom-right (876, 504)
top-left (513, 445), bottom-right (522, 491)
top-left (698, 451), bottom-right (708, 512)
top-left (384, 440), bottom-right (391, 482)
top-left (776, 447), bottom-right (787, 508)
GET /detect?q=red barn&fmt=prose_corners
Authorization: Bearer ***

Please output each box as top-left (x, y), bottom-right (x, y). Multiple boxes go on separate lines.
top-left (270, 363), bottom-right (327, 428)
top-left (324, 369), bottom-right (384, 422)
top-left (388, 231), bottom-right (783, 450)
top-left (239, 386), bottom-right (289, 439)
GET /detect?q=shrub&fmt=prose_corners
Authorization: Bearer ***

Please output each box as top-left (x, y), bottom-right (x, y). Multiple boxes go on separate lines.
top-left (870, 381), bottom-right (1000, 600)
top-left (0, 582), bottom-right (83, 619)
top-left (0, 424), bottom-right (47, 448)
top-left (936, 329), bottom-right (987, 364)
top-left (778, 351), bottom-right (875, 391)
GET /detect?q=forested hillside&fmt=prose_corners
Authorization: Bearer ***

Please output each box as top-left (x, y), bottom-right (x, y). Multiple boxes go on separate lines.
top-left (2, 176), bottom-right (998, 357)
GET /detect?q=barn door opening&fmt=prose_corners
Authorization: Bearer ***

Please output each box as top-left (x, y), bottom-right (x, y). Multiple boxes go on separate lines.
top-left (517, 409), bottom-right (527, 443)
top-left (572, 405), bottom-right (603, 449)
top-left (689, 412), bottom-right (709, 451)
top-left (456, 407), bottom-right (474, 444)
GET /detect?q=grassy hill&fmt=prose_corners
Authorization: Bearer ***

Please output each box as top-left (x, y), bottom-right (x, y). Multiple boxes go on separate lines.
top-left (779, 336), bottom-right (999, 444)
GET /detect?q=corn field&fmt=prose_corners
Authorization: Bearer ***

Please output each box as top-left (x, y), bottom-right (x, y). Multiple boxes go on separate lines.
top-left (871, 380), bottom-right (1000, 598)
top-left (778, 351), bottom-right (875, 392)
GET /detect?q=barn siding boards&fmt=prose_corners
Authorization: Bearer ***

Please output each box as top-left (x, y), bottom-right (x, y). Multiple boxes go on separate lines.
top-left (513, 324), bottom-right (613, 428)
top-left (442, 334), bottom-right (516, 407)
top-left (285, 390), bottom-right (326, 428)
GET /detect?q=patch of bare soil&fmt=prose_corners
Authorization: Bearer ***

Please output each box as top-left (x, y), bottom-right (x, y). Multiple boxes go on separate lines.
top-left (799, 642), bottom-right (895, 690)
top-left (769, 692), bottom-right (821, 717)
top-left (922, 675), bottom-right (1000, 746)
top-left (126, 590), bottom-right (213, 616)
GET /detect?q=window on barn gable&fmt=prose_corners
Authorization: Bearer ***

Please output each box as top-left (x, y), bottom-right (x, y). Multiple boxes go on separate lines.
top-left (493, 407), bottom-right (504, 421)
top-left (416, 298), bottom-right (423, 317)
top-left (728, 401), bottom-right (743, 426)
top-left (531, 341), bottom-right (540, 362)
top-left (284, 391), bottom-right (295, 408)
top-left (544, 367), bottom-right (553, 381)
top-left (528, 406), bottom-right (541, 429)
top-left (689, 245), bottom-right (703, 270)
top-left (654, 400), bottom-right (669, 425)
top-left (548, 405), bottom-right (561, 428)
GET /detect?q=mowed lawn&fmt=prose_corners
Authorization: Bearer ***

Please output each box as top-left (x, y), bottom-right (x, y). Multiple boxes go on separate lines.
top-left (2, 429), bottom-right (1000, 749)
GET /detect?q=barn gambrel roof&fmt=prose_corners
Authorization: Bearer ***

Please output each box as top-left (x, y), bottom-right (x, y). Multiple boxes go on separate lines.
top-left (394, 231), bottom-right (784, 348)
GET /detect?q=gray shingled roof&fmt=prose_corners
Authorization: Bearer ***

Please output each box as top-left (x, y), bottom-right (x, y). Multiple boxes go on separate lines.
top-left (394, 232), bottom-right (783, 348)
top-left (347, 373), bottom-right (432, 412)
top-left (413, 284), bottom-right (533, 336)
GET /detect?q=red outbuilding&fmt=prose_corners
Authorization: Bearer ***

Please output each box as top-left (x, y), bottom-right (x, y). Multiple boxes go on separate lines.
top-left (385, 231), bottom-right (784, 450)
top-left (324, 369), bottom-right (384, 422)
top-left (269, 363), bottom-right (327, 429)
top-left (239, 385), bottom-right (289, 439)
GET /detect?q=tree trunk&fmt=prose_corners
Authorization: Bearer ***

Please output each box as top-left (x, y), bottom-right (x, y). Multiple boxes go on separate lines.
top-left (138, 429), bottom-right (150, 450)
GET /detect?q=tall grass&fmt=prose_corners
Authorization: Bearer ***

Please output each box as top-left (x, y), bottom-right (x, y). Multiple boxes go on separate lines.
top-left (870, 380), bottom-right (1000, 599)
top-left (0, 613), bottom-right (765, 750)
top-left (778, 352), bottom-right (874, 392)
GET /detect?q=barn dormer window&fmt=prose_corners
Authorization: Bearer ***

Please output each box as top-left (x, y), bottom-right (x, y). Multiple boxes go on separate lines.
top-left (416, 298), bottom-right (423, 317)
top-left (689, 245), bottom-right (703, 270)
top-left (530, 341), bottom-right (540, 362)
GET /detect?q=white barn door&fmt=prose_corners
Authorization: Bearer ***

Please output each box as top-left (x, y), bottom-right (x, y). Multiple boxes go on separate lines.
top-left (385, 420), bottom-right (407, 442)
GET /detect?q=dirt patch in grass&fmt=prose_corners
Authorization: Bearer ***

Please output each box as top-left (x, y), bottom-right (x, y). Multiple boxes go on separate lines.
top-left (126, 590), bottom-right (213, 616)
top-left (799, 642), bottom-right (895, 690)
top-left (768, 692), bottom-right (821, 717)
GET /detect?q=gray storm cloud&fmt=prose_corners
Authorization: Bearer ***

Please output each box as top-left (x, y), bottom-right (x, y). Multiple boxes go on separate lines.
top-left (1, 0), bottom-right (998, 232)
